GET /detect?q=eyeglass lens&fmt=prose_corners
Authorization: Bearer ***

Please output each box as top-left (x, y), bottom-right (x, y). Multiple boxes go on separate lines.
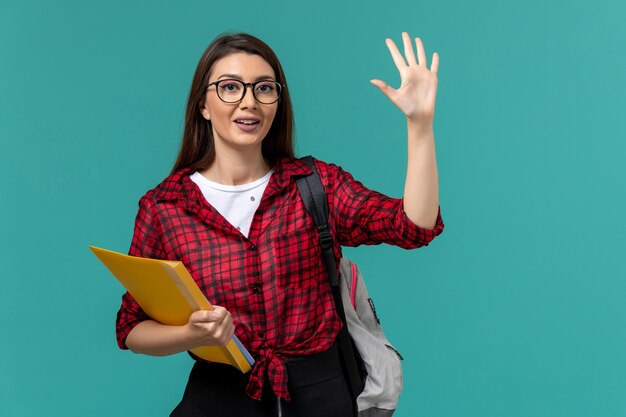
top-left (216, 80), bottom-right (280, 104)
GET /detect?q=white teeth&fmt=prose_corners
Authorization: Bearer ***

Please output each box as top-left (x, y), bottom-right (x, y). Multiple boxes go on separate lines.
top-left (236, 120), bottom-right (259, 125)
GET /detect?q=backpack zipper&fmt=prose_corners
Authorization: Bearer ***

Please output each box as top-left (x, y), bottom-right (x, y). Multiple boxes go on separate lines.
top-left (367, 298), bottom-right (381, 325)
top-left (385, 344), bottom-right (404, 361)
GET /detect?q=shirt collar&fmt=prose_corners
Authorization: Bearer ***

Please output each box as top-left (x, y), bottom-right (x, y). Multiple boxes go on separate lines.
top-left (151, 156), bottom-right (313, 203)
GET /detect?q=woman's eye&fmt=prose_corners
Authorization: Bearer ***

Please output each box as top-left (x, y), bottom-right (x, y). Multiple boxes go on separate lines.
top-left (256, 82), bottom-right (274, 93)
top-left (220, 82), bottom-right (240, 91)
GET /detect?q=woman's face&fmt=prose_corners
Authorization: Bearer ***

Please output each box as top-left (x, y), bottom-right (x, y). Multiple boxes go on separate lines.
top-left (201, 52), bottom-right (278, 154)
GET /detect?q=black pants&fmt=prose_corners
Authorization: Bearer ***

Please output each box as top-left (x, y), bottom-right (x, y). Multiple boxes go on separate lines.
top-left (170, 343), bottom-right (354, 417)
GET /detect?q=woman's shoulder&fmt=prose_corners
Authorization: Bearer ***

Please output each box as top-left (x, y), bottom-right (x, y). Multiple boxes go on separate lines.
top-left (277, 155), bottom-right (350, 181)
top-left (310, 157), bottom-right (359, 191)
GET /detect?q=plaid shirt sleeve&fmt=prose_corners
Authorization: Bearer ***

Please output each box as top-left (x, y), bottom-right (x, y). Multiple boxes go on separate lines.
top-left (321, 160), bottom-right (444, 248)
top-left (115, 194), bottom-right (166, 349)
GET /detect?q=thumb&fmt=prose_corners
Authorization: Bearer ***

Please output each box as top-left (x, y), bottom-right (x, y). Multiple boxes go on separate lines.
top-left (370, 79), bottom-right (395, 100)
top-left (190, 309), bottom-right (221, 323)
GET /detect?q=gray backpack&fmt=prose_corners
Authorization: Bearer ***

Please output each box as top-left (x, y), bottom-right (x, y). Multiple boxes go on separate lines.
top-left (296, 156), bottom-right (403, 417)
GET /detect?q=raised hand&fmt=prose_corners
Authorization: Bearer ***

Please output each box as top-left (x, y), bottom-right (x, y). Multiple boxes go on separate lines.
top-left (371, 32), bottom-right (439, 126)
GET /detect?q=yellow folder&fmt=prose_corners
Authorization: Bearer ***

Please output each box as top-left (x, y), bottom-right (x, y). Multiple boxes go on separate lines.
top-left (90, 246), bottom-right (254, 373)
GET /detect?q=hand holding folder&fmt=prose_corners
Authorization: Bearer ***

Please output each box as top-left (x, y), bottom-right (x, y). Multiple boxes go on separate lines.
top-left (90, 246), bottom-right (254, 373)
top-left (186, 306), bottom-right (236, 348)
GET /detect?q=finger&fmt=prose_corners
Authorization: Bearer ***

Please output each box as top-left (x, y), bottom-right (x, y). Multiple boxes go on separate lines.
top-left (402, 32), bottom-right (417, 66)
top-left (370, 79), bottom-right (393, 92)
top-left (190, 310), bottom-right (216, 323)
top-left (370, 79), bottom-right (397, 102)
top-left (370, 79), bottom-right (388, 89)
top-left (431, 52), bottom-right (440, 75)
top-left (191, 308), bottom-right (224, 323)
top-left (212, 318), bottom-right (234, 345)
top-left (213, 305), bottom-right (228, 316)
top-left (212, 306), bottom-right (230, 325)
top-left (385, 38), bottom-right (407, 71)
top-left (221, 320), bottom-right (235, 341)
top-left (415, 37), bottom-right (427, 68)
top-left (214, 323), bottom-right (232, 344)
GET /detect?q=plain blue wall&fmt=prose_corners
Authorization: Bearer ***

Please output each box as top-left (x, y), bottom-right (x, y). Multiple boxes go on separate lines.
top-left (1, 0), bottom-right (625, 416)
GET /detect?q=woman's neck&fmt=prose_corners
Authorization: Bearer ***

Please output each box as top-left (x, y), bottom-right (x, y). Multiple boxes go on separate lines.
top-left (200, 149), bottom-right (271, 186)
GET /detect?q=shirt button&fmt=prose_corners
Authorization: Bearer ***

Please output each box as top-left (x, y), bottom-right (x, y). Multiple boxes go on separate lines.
top-left (249, 244), bottom-right (256, 250)
top-left (257, 332), bottom-right (265, 338)
top-left (251, 286), bottom-right (261, 295)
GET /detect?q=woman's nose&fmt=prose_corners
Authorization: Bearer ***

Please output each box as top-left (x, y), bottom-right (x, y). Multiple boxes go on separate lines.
top-left (239, 85), bottom-right (257, 108)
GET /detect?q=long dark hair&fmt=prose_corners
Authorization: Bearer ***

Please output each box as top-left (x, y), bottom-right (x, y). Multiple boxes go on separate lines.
top-left (171, 33), bottom-right (295, 174)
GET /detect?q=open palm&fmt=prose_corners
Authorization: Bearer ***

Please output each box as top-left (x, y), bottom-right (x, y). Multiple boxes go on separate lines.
top-left (371, 32), bottom-right (439, 124)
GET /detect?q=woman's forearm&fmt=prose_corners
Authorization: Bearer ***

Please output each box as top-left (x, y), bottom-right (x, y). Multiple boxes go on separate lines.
top-left (403, 119), bottom-right (439, 229)
top-left (125, 320), bottom-right (195, 356)
top-left (125, 308), bottom-right (234, 356)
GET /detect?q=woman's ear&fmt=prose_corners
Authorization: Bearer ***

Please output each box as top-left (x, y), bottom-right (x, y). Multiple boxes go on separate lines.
top-left (199, 94), bottom-right (211, 120)
top-left (200, 105), bottom-right (211, 121)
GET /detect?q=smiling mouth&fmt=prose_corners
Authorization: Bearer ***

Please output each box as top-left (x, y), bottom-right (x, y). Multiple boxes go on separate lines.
top-left (235, 119), bottom-right (260, 125)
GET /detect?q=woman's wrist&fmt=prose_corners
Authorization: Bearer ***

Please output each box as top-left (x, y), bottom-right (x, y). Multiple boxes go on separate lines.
top-left (407, 117), bottom-right (434, 137)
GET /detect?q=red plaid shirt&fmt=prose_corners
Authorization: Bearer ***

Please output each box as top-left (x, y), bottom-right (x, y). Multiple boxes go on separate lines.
top-left (116, 156), bottom-right (444, 401)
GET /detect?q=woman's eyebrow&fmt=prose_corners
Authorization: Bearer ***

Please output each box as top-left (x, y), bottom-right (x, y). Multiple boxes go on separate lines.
top-left (216, 73), bottom-right (276, 81)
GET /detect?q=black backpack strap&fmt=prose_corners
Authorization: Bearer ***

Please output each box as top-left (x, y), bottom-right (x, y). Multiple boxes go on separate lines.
top-left (295, 156), bottom-right (364, 405)
top-left (295, 156), bottom-right (337, 285)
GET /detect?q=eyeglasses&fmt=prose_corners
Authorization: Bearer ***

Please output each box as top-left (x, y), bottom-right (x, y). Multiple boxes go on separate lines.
top-left (207, 79), bottom-right (282, 104)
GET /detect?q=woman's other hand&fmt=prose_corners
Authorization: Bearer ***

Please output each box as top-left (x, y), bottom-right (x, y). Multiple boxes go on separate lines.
top-left (185, 306), bottom-right (235, 348)
top-left (371, 32), bottom-right (439, 127)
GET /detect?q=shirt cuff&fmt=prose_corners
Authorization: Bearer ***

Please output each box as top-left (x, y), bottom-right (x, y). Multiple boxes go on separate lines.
top-left (116, 292), bottom-right (150, 349)
top-left (395, 202), bottom-right (444, 248)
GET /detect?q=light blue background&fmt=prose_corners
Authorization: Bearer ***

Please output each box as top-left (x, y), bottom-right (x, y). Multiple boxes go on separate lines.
top-left (1, 0), bottom-right (625, 416)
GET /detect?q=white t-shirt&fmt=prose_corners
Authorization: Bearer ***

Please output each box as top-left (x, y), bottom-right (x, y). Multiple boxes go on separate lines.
top-left (189, 169), bottom-right (274, 238)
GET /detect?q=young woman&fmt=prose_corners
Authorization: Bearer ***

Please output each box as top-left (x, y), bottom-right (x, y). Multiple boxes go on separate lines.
top-left (116, 32), bottom-right (444, 417)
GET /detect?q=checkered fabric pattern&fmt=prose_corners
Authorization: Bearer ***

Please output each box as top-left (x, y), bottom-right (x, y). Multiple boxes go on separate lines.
top-left (116, 156), bottom-right (444, 401)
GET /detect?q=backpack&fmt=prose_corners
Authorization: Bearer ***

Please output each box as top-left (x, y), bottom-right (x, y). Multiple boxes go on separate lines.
top-left (295, 156), bottom-right (403, 417)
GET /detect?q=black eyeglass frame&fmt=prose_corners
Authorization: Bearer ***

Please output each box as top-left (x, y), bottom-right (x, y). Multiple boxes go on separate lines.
top-left (207, 79), bottom-right (283, 104)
